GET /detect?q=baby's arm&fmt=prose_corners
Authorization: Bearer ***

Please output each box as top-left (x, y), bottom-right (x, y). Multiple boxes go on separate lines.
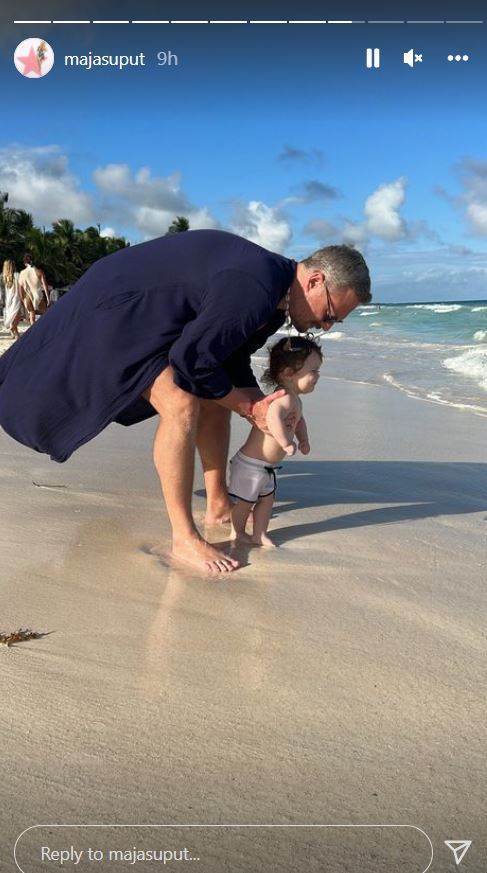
top-left (266, 395), bottom-right (298, 456)
top-left (295, 416), bottom-right (310, 455)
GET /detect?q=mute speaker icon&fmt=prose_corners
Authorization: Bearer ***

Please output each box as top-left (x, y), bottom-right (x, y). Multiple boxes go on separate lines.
top-left (404, 49), bottom-right (423, 67)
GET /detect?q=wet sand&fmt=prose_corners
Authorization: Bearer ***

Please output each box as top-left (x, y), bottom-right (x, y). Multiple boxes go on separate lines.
top-left (1, 375), bottom-right (486, 872)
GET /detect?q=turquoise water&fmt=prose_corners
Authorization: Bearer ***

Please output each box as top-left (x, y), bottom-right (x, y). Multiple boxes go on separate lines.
top-left (352, 300), bottom-right (487, 346)
top-left (262, 299), bottom-right (487, 417)
top-left (329, 299), bottom-right (487, 416)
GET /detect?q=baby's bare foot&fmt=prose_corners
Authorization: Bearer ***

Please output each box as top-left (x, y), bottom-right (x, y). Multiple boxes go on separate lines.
top-left (172, 535), bottom-right (240, 574)
top-left (252, 533), bottom-right (277, 548)
top-left (230, 529), bottom-right (254, 544)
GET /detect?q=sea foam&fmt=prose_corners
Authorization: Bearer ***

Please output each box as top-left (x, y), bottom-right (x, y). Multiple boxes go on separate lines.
top-left (443, 346), bottom-right (487, 392)
top-left (407, 303), bottom-right (463, 314)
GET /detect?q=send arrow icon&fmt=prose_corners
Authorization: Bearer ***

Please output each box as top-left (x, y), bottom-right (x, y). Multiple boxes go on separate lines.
top-left (445, 840), bottom-right (472, 865)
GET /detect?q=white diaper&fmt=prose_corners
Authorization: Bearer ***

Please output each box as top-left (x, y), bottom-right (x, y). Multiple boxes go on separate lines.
top-left (228, 450), bottom-right (281, 503)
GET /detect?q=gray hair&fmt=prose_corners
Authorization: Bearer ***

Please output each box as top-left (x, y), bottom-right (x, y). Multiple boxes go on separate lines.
top-left (300, 245), bottom-right (371, 304)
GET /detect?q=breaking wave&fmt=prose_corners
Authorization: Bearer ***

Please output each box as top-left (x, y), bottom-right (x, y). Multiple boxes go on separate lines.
top-left (406, 304), bottom-right (463, 314)
top-left (443, 346), bottom-right (487, 392)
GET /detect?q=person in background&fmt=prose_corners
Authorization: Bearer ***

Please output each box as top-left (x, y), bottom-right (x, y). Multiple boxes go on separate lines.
top-left (2, 260), bottom-right (23, 340)
top-left (18, 254), bottom-right (50, 325)
top-left (48, 284), bottom-right (59, 304)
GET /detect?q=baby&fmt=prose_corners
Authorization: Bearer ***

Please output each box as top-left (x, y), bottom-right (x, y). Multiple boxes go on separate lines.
top-left (229, 336), bottom-right (323, 547)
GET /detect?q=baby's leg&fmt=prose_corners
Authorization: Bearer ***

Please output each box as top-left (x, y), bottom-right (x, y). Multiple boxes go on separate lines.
top-left (252, 493), bottom-right (276, 547)
top-left (230, 499), bottom-right (253, 542)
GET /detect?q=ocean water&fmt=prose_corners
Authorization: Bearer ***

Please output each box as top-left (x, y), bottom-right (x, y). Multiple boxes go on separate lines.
top-left (2, 298), bottom-right (487, 418)
top-left (259, 299), bottom-right (487, 418)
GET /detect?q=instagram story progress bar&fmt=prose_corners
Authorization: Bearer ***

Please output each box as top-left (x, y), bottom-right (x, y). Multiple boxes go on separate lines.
top-left (11, 18), bottom-right (486, 26)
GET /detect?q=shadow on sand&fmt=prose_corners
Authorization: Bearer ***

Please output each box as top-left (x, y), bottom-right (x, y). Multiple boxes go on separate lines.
top-left (198, 460), bottom-right (487, 547)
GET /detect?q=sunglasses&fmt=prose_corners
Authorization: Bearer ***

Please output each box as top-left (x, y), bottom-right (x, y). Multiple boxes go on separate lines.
top-left (323, 285), bottom-right (343, 324)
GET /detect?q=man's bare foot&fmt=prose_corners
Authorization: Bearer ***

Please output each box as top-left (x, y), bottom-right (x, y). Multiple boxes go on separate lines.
top-left (204, 497), bottom-right (232, 525)
top-left (252, 533), bottom-right (277, 548)
top-left (205, 509), bottom-right (231, 525)
top-left (172, 534), bottom-right (240, 574)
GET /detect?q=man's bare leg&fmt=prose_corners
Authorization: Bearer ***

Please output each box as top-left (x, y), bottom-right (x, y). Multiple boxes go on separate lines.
top-left (143, 368), bottom-right (239, 573)
top-left (196, 400), bottom-right (233, 524)
top-left (23, 296), bottom-right (35, 325)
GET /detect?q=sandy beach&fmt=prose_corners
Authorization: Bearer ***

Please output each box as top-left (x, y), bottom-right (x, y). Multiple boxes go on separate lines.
top-left (1, 372), bottom-right (486, 872)
top-left (0, 321), bottom-right (29, 356)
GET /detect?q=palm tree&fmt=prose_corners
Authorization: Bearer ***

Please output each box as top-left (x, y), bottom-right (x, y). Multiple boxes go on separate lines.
top-left (79, 225), bottom-right (105, 264)
top-left (0, 190), bottom-right (128, 287)
top-left (26, 227), bottom-right (63, 282)
top-left (52, 218), bottom-right (85, 274)
top-left (52, 218), bottom-right (77, 250)
top-left (0, 194), bottom-right (34, 265)
top-left (166, 216), bottom-right (190, 234)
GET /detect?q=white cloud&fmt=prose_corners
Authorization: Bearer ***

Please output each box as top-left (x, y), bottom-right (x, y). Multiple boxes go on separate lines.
top-left (186, 207), bottom-right (217, 230)
top-left (0, 147), bottom-right (219, 240)
top-left (363, 177), bottom-right (407, 241)
top-left (134, 205), bottom-right (216, 237)
top-left (230, 200), bottom-right (292, 252)
top-left (303, 218), bottom-right (339, 243)
top-left (0, 144), bottom-right (92, 226)
top-left (93, 162), bottom-right (218, 237)
top-left (463, 163), bottom-right (487, 235)
top-left (134, 206), bottom-right (183, 237)
top-left (342, 220), bottom-right (367, 246)
top-left (441, 159), bottom-right (487, 237)
top-left (467, 202), bottom-right (487, 234)
top-left (304, 177), bottom-right (412, 248)
top-left (368, 247), bottom-right (487, 302)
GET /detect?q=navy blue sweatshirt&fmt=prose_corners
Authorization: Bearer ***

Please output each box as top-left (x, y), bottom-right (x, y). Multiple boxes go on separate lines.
top-left (0, 230), bottom-right (295, 461)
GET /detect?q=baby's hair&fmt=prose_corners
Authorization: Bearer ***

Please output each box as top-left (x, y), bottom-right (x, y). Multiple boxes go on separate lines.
top-left (262, 336), bottom-right (323, 388)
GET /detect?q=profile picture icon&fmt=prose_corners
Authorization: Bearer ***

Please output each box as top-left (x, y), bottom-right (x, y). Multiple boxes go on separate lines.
top-left (14, 37), bottom-right (54, 78)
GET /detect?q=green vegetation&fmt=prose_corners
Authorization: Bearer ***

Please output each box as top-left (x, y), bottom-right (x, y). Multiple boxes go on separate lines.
top-left (166, 216), bottom-right (190, 234)
top-left (0, 192), bottom-right (191, 288)
top-left (0, 191), bottom-right (128, 287)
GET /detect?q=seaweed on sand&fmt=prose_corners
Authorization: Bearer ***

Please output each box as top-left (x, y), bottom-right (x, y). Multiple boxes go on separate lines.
top-left (0, 628), bottom-right (46, 648)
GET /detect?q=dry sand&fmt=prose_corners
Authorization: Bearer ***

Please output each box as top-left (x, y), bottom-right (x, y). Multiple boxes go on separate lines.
top-left (1, 373), bottom-right (486, 872)
top-left (0, 321), bottom-right (29, 355)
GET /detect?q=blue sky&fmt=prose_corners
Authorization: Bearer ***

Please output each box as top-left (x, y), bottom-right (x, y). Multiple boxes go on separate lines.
top-left (1, 1), bottom-right (487, 301)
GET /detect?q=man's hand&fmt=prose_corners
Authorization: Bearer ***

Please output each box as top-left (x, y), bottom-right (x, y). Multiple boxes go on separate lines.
top-left (215, 386), bottom-right (294, 434)
top-left (284, 441), bottom-right (297, 456)
top-left (246, 390), bottom-right (286, 433)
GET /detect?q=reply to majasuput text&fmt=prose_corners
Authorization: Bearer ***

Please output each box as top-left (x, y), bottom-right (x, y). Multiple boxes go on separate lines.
top-left (40, 846), bottom-right (200, 865)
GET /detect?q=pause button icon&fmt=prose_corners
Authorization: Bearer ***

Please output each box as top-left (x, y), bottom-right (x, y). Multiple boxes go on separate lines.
top-left (366, 48), bottom-right (381, 68)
